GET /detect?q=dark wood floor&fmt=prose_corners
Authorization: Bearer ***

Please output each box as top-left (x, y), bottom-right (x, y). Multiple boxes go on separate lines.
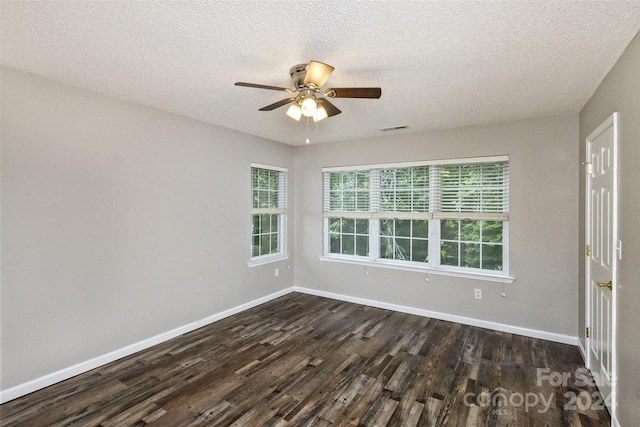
top-left (1, 293), bottom-right (610, 427)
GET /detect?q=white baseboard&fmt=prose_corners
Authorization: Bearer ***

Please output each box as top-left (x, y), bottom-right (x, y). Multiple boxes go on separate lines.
top-left (1, 285), bottom-right (579, 404)
top-left (0, 287), bottom-right (294, 404)
top-left (293, 286), bottom-right (578, 346)
top-left (577, 338), bottom-right (587, 362)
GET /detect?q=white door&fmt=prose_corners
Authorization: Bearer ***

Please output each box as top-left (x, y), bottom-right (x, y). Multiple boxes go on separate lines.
top-left (585, 113), bottom-right (617, 415)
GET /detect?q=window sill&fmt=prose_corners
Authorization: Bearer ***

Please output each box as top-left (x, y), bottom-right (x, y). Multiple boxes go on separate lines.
top-left (248, 253), bottom-right (290, 268)
top-left (319, 255), bottom-right (515, 283)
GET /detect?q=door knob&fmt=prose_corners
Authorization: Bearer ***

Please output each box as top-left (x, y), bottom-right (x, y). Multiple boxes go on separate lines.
top-left (597, 280), bottom-right (612, 290)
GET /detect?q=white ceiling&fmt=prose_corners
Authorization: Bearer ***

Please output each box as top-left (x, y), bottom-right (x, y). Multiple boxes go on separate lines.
top-left (2, 1), bottom-right (639, 146)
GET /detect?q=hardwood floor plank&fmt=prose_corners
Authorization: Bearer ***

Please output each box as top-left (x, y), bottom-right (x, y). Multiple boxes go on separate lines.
top-left (358, 389), bottom-right (398, 427)
top-left (320, 374), bottom-right (375, 424)
top-left (0, 293), bottom-right (610, 427)
top-left (181, 400), bottom-right (233, 427)
top-left (421, 395), bottom-right (444, 426)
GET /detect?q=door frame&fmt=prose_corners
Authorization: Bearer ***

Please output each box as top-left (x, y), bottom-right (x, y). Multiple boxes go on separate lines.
top-left (584, 112), bottom-right (618, 419)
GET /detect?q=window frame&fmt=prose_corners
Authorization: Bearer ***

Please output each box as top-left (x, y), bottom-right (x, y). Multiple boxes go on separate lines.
top-left (321, 156), bottom-right (514, 283)
top-left (249, 163), bottom-right (289, 267)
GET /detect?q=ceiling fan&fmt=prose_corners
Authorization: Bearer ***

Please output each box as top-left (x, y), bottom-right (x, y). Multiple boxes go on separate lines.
top-left (235, 60), bottom-right (381, 122)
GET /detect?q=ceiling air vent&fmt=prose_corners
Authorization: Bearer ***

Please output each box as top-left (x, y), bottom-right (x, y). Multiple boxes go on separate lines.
top-left (379, 125), bottom-right (408, 132)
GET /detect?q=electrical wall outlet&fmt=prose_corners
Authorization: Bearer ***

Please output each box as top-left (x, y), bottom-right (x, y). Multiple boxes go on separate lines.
top-left (275, 268), bottom-right (279, 277)
top-left (474, 289), bottom-right (482, 300)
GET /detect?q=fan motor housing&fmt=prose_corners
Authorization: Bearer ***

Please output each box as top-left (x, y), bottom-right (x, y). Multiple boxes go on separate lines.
top-left (289, 64), bottom-right (308, 90)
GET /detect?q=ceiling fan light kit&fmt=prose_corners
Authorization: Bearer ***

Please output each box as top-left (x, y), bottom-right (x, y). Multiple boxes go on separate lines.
top-left (235, 60), bottom-right (381, 124)
top-left (286, 103), bottom-right (302, 121)
top-left (313, 104), bottom-right (328, 122)
top-left (303, 61), bottom-right (334, 88)
top-left (300, 96), bottom-right (317, 117)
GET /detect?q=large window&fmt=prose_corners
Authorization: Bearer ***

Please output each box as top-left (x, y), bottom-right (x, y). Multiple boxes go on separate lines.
top-left (322, 157), bottom-right (510, 280)
top-left (250, 164), bottom-right (287, 265)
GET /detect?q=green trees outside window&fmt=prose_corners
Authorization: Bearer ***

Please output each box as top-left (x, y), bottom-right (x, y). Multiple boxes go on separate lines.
top-left (440, 220), bottom-right (503, 271)
top-left (380, 166), bottom-right (429, 212)
top-left (379, 219), bottom-right (429, 263)
top-left (329, 218), bottom-right (369, 256)
top-left (327, 170), bottom-right (370, 211)
top-left (252, 214), bottom-right (280, 258)
top-left (322, 157), bottom-right (508, 275)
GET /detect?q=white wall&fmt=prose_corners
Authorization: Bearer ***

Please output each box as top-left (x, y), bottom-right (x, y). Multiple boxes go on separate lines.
top-left (579, 31), bottom-right (640, 426)
top-left (0, 67), bottom-right (295, 390)
top-left (294, 115), bottom-right (579, 337)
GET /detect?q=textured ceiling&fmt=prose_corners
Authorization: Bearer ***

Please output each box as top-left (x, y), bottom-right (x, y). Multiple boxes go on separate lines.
top-left (2, 1), bottom-right (639, 146)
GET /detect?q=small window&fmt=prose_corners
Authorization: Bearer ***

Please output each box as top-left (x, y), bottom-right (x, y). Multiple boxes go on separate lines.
top-left (250, 164), bottom-right (287, 265)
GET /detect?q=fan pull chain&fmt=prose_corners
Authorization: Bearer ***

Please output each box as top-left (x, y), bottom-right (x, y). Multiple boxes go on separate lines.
top-left (305, 117), bottom-right (310, 144)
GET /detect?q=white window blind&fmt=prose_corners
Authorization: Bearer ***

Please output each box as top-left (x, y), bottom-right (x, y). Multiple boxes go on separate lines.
top-left (252, 165), bottom-right (287, 215)
top-left (322, 156), bottom-right (510, 278)
top-left (323, 169), bottom-right (370, 217)
top-left (434, 161), bottom-right (508, 220)
top-left (379, 166), bottom-right (430, 212)
top-left (323, 159), bottom-right (507, 217)
top-left (374, 165), bottom-right (431, 220)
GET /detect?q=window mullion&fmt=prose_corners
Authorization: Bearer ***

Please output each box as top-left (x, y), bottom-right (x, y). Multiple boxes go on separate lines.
top-left (429, 219), bottom-right (440, 267)
top-left (430, 165), bottom-right (441, 267)
top-left (370, 169), bottom-right (380, 212)
top-left (430, 165), bottom-right (441, 213)
top-left (369, 169), bottom-right (380, 260)
top-left (369, 218), bottom-right (379, 260)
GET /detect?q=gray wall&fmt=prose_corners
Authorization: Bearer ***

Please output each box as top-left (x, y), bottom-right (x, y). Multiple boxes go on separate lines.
top-left (294, 115), bottom-right (579, 336)
top-left (579, 32), bottom-right (640, 426)
top-left (0, 62), bottom-right (595, 400)
top-left (0, 67), bottom-right (295, 390)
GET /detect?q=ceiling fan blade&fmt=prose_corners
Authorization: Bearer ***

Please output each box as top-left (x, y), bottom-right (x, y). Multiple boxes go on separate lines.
top-left (259, 97), bottom-right (296, 111)
top-left (318, 98), bottom-right (341, 117)
top-left (303, 61), bottom-right (334, 88)
top-left (325, 87), bottom-right (382, 99)
top-left (235, 82), bottom-right (294, 92)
